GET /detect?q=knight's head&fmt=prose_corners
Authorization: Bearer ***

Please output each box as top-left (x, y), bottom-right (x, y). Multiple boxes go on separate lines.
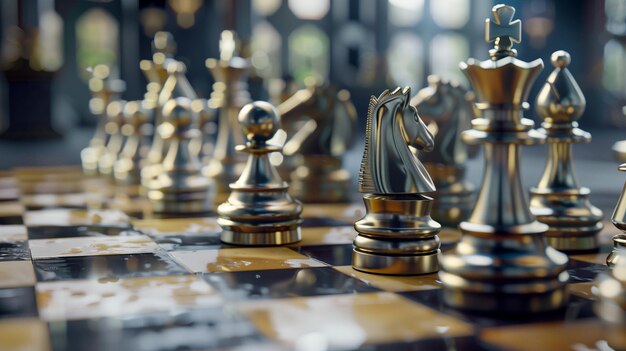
top-left (380, 87), bottom-right (434, 152)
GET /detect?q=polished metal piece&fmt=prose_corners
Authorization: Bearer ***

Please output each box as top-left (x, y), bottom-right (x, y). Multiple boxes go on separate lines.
top-left (192, 98), bottom-right (217, 166)
top-left (411, 76), bottom-right (478, 226)
top-left (593, 248), bottom-right (626, 350)
top-left (530, 51), bottom-right (603, 252)
top-left (612, 107), bottom-right (626, 162)
top-left (607, 234), bottom-right (626, 268)
top-left (80, 65), bottom-right (125, 175)
top-left (98, 101), bottom-right (127, 176)
top-left (609, 164), bottom-right (626, 267)
top-left (278, 81), bottom-right (357, 203)
top-left (145, 97), bottom-right (214, 215)
top-left (113, 100), bottom-right (154, 185)
top-left (352, 87), bottom-right (440, 275)
top-left (142, 60), bottom-right (198, 189)
top-left (203, 31), bottom-right (251, 203)
top-left (217, 101), bottom-right (302, 246)
top-left (439, 5), bottom-right (569, 314)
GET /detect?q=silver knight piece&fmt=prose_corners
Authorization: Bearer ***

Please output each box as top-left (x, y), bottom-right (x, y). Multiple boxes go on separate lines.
top-left (439, 4), bottom-right (569, 314)
top-left (352, 87), bottom-right (441, 275)
top-left (411, 76), bottom-right (478, 226)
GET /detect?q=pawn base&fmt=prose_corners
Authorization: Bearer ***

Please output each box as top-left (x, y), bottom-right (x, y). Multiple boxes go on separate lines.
top-left (219, 219), bottom-right (302, 246)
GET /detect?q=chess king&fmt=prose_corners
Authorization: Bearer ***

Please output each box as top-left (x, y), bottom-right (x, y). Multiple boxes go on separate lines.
top-left (439, 4), bottom-right (569, 313)
top-left (411, 76), bottom-right (478, 226)
top-left (352, 87), bottom-right (441, 275)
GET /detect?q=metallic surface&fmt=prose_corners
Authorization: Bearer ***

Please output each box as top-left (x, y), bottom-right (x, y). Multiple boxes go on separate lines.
top-left (610, 164), bottom-right (626, 268)
top-left (353, 87), bottom-right (440, 275)
top-left (412, 76), bottom-right (478, 226)
top-left (607, 234), bottom-right (626, 268)
top-left (80, 65), bottom-right (125, 175)
top-left (278, 81), bottom-right (357, 203)
top-left (98, 101), bottom-right (127, 176)
top-left (113, 100), bottom-right (154, 185)
top-left (613, 107), bottom-right (626, 162)
top-left (594, 249), bottom-right (626, 350)
top-left (439, 5), bottom-right (569, 313)
top-left (203, 31), bottom-right (251, 203)
top-left (145, 97), bottom-right (214, 215)
top-left (530, 51), bottom-right (603, 252)
top-left (217, 101), bottom-right (302, 246)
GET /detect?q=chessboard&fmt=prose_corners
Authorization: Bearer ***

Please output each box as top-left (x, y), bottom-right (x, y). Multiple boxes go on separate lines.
top-left (0, 166), bottom-right (618, 351)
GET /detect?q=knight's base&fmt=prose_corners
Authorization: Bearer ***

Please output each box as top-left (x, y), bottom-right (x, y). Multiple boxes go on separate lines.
top-left (352, 248), bottom-right (439, 275)
top-left (219, 220), bottom-right (302, 246)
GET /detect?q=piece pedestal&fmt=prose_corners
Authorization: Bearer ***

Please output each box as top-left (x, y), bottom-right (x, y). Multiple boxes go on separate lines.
top-left (440, 222), bottom-right (570, 314)
top-left (425, 164), bottom-right (474, 227)
top-left (290, 156), bottom-right (352, 203)
top-left (146, 172), bottom-right (213, 216)
top-left (352, 194), bottom-right (441, 275)
top-left (607, 234), bottom-right (626, 267)
top-left (530, 187), bottom-right (603, 252)
top-left (218, 188), bottom-right (302, 246)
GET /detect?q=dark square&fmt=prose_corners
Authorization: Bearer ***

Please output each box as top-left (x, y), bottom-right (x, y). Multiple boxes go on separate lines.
top-left (48, 307), bottom-right (265, 351)
top-left (567, 258), bottom-right (608, 283)
top-left (297, 244), bottom-right (354, 265)
top-left (27, 225), bottom-right (140, 239)
top-left (34, 252), bottom-right (189, 282)
top-left (0, 215), bottom-right (23, 225)
top-left (0, 241), bottom-right (30, 261)
top-left (399, 288), bottom-right (595, 329)
top-left (202, 266), bottom-right (379, 300)
top-left (359, 336), bottom-right (490, 351)
top-left (152, 233), bottom-right (223, 251)
top-left (0, 286), bottom-right (37, 319)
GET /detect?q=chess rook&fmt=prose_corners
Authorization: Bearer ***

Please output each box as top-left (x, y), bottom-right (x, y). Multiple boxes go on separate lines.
top-left (352, 87), bottom-right (441, 275)
top-left (411, 76), bottom-right (477, 226)
top-left (439, 4), bottom-right (569, 313)
top-left (278, 80), bottom-right (357, 203)
top-left (217, 101), bottom-right (302, 246)
top-left (529, 50), bottom-right (604, 252)
top-left (204, 31), bottom-right (251, 203)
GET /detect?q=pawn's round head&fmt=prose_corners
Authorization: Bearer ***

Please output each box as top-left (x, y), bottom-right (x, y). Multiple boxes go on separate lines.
top-left (551, 50), bottom-right (571, 68)
top-left (238, 101), bottom-right (280, 145)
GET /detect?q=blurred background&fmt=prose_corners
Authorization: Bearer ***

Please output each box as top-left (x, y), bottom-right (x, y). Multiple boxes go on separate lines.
top-left (1, 0), bottom-right (626, 212)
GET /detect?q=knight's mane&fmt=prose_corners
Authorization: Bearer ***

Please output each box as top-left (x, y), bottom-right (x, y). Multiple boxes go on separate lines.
top-left (358, 87), bottom-right (410, 193)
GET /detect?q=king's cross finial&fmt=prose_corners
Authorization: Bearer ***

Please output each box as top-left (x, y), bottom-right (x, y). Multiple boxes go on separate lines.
top-left (485, 4), bottom-right (521, 59)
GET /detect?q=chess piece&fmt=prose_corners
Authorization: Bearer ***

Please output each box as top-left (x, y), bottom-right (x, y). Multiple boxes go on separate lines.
top-left (593, 251), bottom-right (626, 350)
top-left (278, 80), bottom-right (357, 203)
top-left (411, 76), bottom-right (478, 226)
top-left (192, 98), bottom-right (217, 166)
top-left (609, 163), bottom-right (626, 267)
top-left (142, 60), bottom-right (198, 189)
top-left (217, 101), bottom-right (302, 246)
top-left (81, 65), bottom-right (125, 175)
top-left (612, 107), bottom-right (626, 163)
top-left (204, 31), bottom-right (251, 202)
top-left (529, 51), bottom-right (604, 252)
top-left (352, 87), bottom-right (441, 275)
top-left (113, 100), bottom-right (154, 185)
top-left (98, 100), bottom-right (127, 177)
top-left (146, 97), bottom-right (213, 216)
top-left (439, 5), bottom-right (569, 313)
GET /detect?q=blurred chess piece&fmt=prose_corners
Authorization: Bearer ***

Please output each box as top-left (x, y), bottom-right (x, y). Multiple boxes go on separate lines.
top-left (278, 79), bottom-right (357, 203)
top-left (204, 31), bottom-right (251, 202)
top-left (113, 100), bottom-right (154, 185)
top-left (81, 65), bottom-right (125, 175)
top-left (612, 106), bottom-right (626, 163)
top-left (98, 100), bottom-right (127, 177)
top-left (411, 76), bottom-right (478, 226)
top-left (192, 98), bottom-right (218, 166)
top-left (594, 244), bottom-right (626, 350)
top-left (609, 163), bottom-right (626, 268)
top-left (352, 87), bottom-right (441, 275)
top-left (142, 60), bottom-right (198, 189)
top-left (439, 4), bottom-right (569, 314)
top-left (530, 51), bottom-right (603, 252)
top-left (218, 101), bottom-right (302, 246)
top-left (146, 97), bottom-right (213, 216)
